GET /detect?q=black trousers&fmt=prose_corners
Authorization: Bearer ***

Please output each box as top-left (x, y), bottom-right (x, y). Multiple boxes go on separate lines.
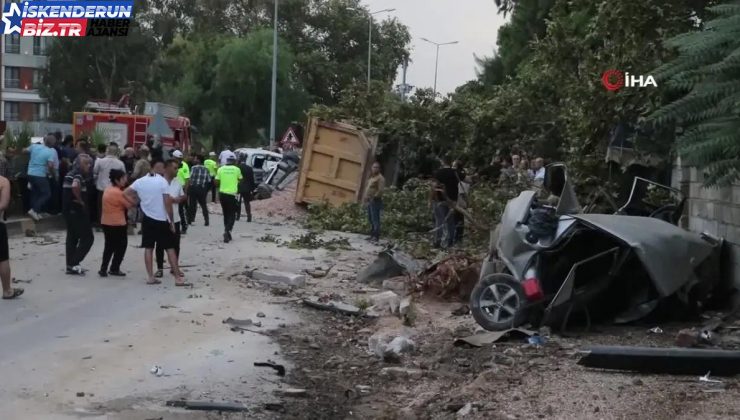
top-left (65, 207), bottom-right (94, 267)
top-left (209, 181), bottom-right (217, 203)
top-left (101, 225), bottom-right (128, 272)
top-left (220, 193), bottom-right (238, 233)
top-left (188, 185), bottom-right (209, 225)
top-left (178, 201), bottom-right (188, 231)
top-left (236, 192), bottom-right (252, 221)
top-left (156, 222), bottom-right (181, 270)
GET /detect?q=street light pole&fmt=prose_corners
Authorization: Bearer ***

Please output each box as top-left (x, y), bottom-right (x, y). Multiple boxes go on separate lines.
top-left (420, 38), bottom-right (459, 96)
top-left (367, 8), bottom-right (395, 92)
top-left (269, 0), bottom-right (278, 148)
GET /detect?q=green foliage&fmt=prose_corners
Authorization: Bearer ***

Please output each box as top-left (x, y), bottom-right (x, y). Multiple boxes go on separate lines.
top-left (648, 0), bottom-right (740, 186)
top-left (286, 232), bottom-right (353, 251)
top-left (2, 129), bottom-right (16, 151)
top-left (88, 128), bottom-right (109, 148)
top-left (16, 123), bottom-right (33, 150)
top-left (305, 178), bottom-right (433, 240)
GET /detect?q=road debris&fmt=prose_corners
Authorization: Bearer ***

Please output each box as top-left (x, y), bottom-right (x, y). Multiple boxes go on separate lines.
top-left (648, 327), bottom-right (663, 334)
top-left (302, 297), bottom-right (362, 316)
top-left (254, 361), bottom-right (286, 376)
top-left (256, 312), bottom-right (266, 318)
top-left (150, 365), bottom-right (164, 377)
top-left (699, 372), bottom-right (723, 384)
top-left (165, 400), bottom-right (249, 412)
top-left (454, 328), bottom-right (535, 347)
top-left (275, 388), bottom-right (308, 397)
top-left (11, 278), bottom-right (31, 284)
top-left (357, 249), bottom-right (421, 286)
top-left (368, 332), bottom-right (416, 362)
top-left (369, 291), bottom-right (401, 315)
top-left (577, 345), bottom-right (740, 376)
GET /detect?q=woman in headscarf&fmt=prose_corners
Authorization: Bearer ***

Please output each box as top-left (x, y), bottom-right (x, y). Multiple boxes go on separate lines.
top-left (62, 154), bottom-right (95, 275)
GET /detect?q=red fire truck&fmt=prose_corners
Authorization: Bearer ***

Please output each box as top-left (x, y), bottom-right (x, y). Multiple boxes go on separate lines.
top-left (72, 96), bottom-right (192, 151)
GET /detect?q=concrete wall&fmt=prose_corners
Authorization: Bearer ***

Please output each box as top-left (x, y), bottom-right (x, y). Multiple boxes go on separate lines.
top-left (673, 158), bottom-right (740, 285)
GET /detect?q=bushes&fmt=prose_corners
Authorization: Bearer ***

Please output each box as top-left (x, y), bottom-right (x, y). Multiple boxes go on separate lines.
top-left (306, 176), bottom-right (532, 253)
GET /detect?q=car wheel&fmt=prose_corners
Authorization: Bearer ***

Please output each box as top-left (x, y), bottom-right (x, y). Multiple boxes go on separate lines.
top-left (470, 273), bottom-right (529, 331)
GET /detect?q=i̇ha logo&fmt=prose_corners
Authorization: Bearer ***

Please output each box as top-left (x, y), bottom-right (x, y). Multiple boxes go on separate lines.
top-left (601, 69), bottom-right (657, 91)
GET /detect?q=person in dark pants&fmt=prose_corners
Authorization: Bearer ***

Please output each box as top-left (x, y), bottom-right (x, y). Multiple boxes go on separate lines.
top-left (363, 162), bottom-right (384, 242)
top-left (215, 156), bottom-right (242, 243)
top-left (236, 155), bottom-right (256, 222)
top-left (187, 155), bottom-right (211, 226)
top-left (63, 154), bottom-right (95, 275)
top-left (204, 152), bottom-right (219, 203)
top-left (99, 169), bottom-right (134, 277)
top-left (431, 156), bottom-right (459, 249)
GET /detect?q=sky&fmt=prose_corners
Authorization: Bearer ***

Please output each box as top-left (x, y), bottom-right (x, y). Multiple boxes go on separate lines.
top-left (363, 0), bottom-right (507, 95)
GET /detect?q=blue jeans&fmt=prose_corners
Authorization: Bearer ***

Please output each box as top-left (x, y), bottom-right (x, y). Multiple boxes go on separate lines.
top-left (367, 198), bottom-right (382, 239)
top-left (28, 175), bottom-right (51, 214)
top-left (433, 202), bottom-right (456, 248)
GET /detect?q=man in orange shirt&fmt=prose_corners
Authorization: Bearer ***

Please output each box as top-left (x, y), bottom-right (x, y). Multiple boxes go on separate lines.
top-left (99, 169), bottom-right (135, 277)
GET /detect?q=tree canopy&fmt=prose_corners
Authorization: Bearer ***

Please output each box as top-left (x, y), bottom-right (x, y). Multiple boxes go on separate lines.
top-left (649, 1), bottom-right (740, 186)
top-left (41, 0), bottom-right (411, 145)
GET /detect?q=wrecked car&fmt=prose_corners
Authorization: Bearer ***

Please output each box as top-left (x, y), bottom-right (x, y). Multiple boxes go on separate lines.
top-left (470, 163), bottom-right (723, 331)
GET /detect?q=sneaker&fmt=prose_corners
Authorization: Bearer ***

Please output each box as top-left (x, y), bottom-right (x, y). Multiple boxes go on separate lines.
top-left (224, 232), bottom-right (230, 243)
top-left (247, 215), bottom-right (252, 223)
top-left (204, 221), bottom-right (210, 227)
top-left (108, 271), bottom-right (126, 277)
top-left (66, 266), bottom-right (85, 275)
top-left (155, 269), bottom-right (163, 278)
top-left (27, 209), bottom-right (40, 221)
top-left (98, 270), bottom-right (108, 277)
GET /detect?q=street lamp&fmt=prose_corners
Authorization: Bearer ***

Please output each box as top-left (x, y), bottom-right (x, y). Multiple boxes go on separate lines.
top-left (269, 0), bottom-right (278, 148)
top-left (420, 38), bottom-right (459, 95)
top-left (367, 8), bottom-right (396, 92)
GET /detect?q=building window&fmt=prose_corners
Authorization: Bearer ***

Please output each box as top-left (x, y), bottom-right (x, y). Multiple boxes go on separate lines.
top-left (33, 37), bottom-right (44, 55)
top-left (33, 69), bottom-right (42, 89)
top-left (32, 103), bottom-right (44, 121)
top-left (4, 102), bottom-right (19, 121)
top-left (4, 67), bottom-right (20, 89)
top-left (5, 33), bottom-right (20, 54)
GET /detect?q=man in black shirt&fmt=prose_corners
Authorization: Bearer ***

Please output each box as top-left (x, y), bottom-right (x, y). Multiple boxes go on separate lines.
top-left (236, 155), bottom-right (256, 222)
top-left (63, 154), bottom-right (95, 275)
top-left (431, 156), bottom-right (459, 249)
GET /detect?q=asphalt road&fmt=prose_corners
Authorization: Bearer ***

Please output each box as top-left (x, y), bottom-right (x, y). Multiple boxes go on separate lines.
top-left (0, 215), bottom-right (302, 419)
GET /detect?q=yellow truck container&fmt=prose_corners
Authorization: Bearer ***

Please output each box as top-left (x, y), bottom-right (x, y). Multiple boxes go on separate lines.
top-left (295, 118), bottom-right (377, 206)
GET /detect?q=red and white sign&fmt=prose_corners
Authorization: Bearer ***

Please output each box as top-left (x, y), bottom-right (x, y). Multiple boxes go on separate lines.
top-left (279, 127), bottom-right (301, 150)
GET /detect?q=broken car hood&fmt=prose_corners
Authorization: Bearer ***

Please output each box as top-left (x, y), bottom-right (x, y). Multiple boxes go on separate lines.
top-left (572, 214), bottom-right (714, 297)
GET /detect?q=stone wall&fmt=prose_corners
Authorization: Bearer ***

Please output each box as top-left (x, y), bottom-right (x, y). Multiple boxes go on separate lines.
top-left (672, 159), bottom-right (740, 285)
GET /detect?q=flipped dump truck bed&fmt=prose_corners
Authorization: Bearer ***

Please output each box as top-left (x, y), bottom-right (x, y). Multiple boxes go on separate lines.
top-left (294, 118), bottom-right (377, 206)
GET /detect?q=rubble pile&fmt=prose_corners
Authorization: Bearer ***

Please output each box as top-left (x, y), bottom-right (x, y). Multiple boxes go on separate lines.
top-left (413, 254), bottom-right (482, 301)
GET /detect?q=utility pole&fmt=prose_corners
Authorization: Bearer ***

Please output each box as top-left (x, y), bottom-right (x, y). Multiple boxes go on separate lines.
top-left (269, 0), bottom-right (278, 148)
top-left (367, 8), bottom-right (395, 92)
top-left (420, 38), bottom-right (459, 96)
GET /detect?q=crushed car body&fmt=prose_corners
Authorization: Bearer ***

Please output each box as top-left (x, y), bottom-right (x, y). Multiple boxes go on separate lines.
top-left (470, 163), bottom-right (724, 331)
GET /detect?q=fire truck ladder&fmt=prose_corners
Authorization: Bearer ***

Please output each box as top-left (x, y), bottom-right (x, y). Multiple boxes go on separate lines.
top-left (133, 116), bottom-right (149, 147)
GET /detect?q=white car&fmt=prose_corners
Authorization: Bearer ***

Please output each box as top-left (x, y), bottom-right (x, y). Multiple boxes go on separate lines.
top-left (234, 148), bottom-right (282, 172)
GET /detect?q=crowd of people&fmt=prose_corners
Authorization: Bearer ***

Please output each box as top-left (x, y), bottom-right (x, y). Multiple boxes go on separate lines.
top-left (0, 137), bottom-right (259, 300)
top-left (361, 151), bottom-right (548, 250)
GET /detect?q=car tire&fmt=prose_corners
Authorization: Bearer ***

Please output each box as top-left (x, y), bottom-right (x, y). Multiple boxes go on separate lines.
top-left (470, 273), bottom-right (529, 331)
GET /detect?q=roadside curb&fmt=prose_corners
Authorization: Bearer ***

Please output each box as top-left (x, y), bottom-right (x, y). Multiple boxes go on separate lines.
top-left (5, 215), bottom-right (66, 237)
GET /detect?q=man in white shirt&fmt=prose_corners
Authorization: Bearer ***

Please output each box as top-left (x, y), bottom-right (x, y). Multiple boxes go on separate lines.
top-left (93, 144), bottom-right (125, 224)
top-left (125, 160), bottom-right (188, 287)
top-left (155, 160), bottom-right (187, 278)
top-left (219, 146), bottom-right (236, 166)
